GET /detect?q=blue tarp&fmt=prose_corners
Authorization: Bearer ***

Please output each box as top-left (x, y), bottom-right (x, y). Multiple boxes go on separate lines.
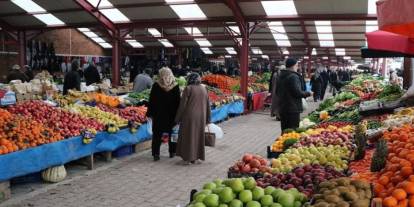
top-left (211, 101), bottom-right (244, 123)
top-left (0, 124), bottom-right (151, 181)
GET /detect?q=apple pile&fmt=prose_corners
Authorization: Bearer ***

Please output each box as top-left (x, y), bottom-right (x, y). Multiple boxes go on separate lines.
top-left (229, 154), bottom-right (272, 175)
top-left (67, 105), bottom-right (128, 128)
top-left (271, 146), bottom-right (350, 173)
top-left (190, 177), bottom-right (307, 207)
top-left (256, 164), bottom-right (346, 198)
top-left (292, 131), bottom-right (353, 149)
top-left (96, 104), bottom-right (147, 123)
top-left (8, 101), bottom-right (105, 137)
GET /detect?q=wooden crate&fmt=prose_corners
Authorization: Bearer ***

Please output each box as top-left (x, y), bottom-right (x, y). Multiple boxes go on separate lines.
top-left (135, 140), bottom-right (152, 153)
top-left (0, 181), bottom-right (10, 203)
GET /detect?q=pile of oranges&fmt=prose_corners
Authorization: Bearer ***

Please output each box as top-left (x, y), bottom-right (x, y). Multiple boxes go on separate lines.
top-left (0, 108), bottom-right (63, 155)
top-left (373, 124), bottom-right (414, 206)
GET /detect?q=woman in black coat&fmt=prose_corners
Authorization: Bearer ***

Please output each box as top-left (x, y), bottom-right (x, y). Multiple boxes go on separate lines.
top-left (310, 71), bottom-right (324, 102)
top-left (146, 67), bottom-right (180, 161)
top-left (63, 61), bottom-right (81, 95)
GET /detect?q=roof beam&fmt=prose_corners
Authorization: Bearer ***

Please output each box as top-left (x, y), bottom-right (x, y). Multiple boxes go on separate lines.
top-left (300, 21), bottom-right (310, 48)
top-left (73, 0), bottom-right (117, 37)
top-left (223, 0), bottom-right (247, 37)
top-left (0, 19), bottom-right (17, 40)
top-left (246, 14), bottom-right (377, 21)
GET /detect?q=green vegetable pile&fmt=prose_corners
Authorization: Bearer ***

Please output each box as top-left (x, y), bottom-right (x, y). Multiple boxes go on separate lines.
top-left (377, 84), bottom-right (403, 100)
top-left (128, 89), bottom-right (151, 101)
top-left (367, 120), bottom-right (382, 130)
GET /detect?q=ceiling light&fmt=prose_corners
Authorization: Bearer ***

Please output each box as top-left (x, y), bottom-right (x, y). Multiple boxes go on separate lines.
top-left (86, 0), bottom-right (113, 8)
top-left (91, 37), bottom-right (106, 43)
top-left (184, 27), bottom-right (203, 36)
top-left (170, 4), bottom-right (206, 19)
top-left (33, 14), bottom-right (65, 26)
top-left (100, 9), bottom-right (130, 23)
top-left (304, 56), bottom-right (309, 59)
top-left (283, 50), bottom-right (290, 55)
top-left (335, 48), bottom-right (346, 56)
top-left (252, 48), bottom-right (263, 55)
top-left (368, 0), bottom-right (379, 15)
top-left (225, 55), bottom-right (232, 58)
top-left (312, 48), bottom-right (317, 55)
top-left (158, 39), bottom-right (174, 47)
top-left (261, 1), bottom-right (297, 16)
top-left (344, 56), bottom-right (351, 60)
top-left (165, 0), bottom-right (194, 2)
top-left (268, 21), bottom-right (292, 47)
top-left (315, 21), bottom-right (334, 47)
top-left (99, 42), bottom-right (112, 48)
top-left (262, 55), bottom-right (269, 59)
top-left (11, 0), bottom-right (46, 13)
top-left (195, 38), bottom-right (212, 47)
top-left (226, 47), bottom-right (237, 55)
top-left (78, 28), bottom-right (90, 32)
top-left (201, 48), bottom-right (213, 54)
top-left (126, 40), bottom-right (144, 48)
top-left (322, 57), bottom-right (329, 60)
top-left (82, 31), bottom-right (99, 38)
top-left (229, 26), bottom-right (241, 35)
top-left (148, 28), bottom-right (162, 37)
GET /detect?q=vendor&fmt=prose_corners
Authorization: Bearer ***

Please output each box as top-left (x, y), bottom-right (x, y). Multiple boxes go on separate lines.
top-left (63, 61), bottom-right (81, 95)
top-left (84, 63), bottom-right (101, 86)
top-left (7, 64), bottom-right (28, 83)
top-left (133, 68), bottom-right (153, 93)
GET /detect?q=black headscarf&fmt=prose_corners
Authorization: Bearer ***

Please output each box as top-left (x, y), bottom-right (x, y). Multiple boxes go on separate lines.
top-left (187, 72), bottom-right (201, 85)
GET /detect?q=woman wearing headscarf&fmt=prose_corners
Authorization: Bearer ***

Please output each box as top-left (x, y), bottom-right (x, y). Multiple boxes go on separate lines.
top-left (147, 67), bottom-right (180, 161)
top-left (175, 73), bottom-right (211, 165)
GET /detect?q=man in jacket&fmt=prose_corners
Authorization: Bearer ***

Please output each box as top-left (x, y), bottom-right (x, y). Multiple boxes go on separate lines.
top-left (320, 67), bottom-right (329, 100)
top-left (133, 68), bottom-right (153, 93)
top-left (276, 58), bottom-right (312, 132)
top-left (7, 65), bottom-right (28, 83)
top-left (84, 63), bottom-right (101, 86)
top-left (63, 61), bottom-right (81, 95)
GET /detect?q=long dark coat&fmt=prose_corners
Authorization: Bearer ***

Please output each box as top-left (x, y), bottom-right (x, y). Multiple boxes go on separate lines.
top-left (310, 74), bottom-right (324, 93)
top-left (270, 71), bottom-right (280, 116)
top-left (175, 85), bottom-right (211, 162)
top-left (147, 83), bottom-right (180, 133)
top-left (63, 70), bottom-right (81, 95)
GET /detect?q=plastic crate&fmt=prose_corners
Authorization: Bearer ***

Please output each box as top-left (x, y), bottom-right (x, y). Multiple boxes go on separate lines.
top-left (11, 172), bottom-right (42, 185)
top-left (267, 146), bottom-right (282, 159)
top-left (112, 145), bottom-right (135, 158)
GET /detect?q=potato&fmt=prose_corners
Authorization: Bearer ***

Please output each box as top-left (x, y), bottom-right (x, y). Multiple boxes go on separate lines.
top-left (337, 201), bottom-right (351, 207)
top-left (325, 195), bottom-right (341, 203)
top-left (343, 192), bottom-right (359, 202)
top-left (351, 180), bottom-right (370, 190)
top-left (336, 178), bottom-right (351, 186)
top-left (313, 202), bottom-right (330, 207)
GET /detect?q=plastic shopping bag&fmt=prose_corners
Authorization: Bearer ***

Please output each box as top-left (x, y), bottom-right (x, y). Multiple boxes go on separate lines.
top-left (205, 123), bottom-right (223, 139)
top-left (147, 118), bottom-right (153, 137)
top-left (171, 125), bottom-right (179, 143)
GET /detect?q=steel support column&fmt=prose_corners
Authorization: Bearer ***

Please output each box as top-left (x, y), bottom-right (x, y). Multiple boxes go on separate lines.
top-left (240, 37), bottom-right (249, 102)
top-left (403, 58), bottom-right (413, 89)
top-left (112, 30), bottom-right (121, 86)
top-left (18, 31), bottom-right (26, 67)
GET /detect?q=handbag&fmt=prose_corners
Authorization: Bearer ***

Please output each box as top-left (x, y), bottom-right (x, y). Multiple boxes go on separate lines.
top-left (205, 127), bottom-right (216, 147)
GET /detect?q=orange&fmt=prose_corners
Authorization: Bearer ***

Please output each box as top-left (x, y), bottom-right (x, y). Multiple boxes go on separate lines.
top-left (393, 189), bottom-right (408, 201)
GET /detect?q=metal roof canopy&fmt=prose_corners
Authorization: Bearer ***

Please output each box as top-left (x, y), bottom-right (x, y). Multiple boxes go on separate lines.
top-left (0, 0), bottom-right (378, 62)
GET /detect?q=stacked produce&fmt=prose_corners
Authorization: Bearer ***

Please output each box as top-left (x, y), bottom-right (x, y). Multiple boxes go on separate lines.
top-left (67, 105), bottom-right (128, 128)
top-left (8, 101), bottom-right (104, 137)
top-left (89, 93), bottom-right (121, 108)
top-left (202, 74), bottom-right (239, 93)
top-left (256, 164), bottom-right (346, 197)
top-left (128, 89), bottom-right (150, 102)
top-left (190, 178), bottom-right (307, 207)
top-left (306, 178), bottom-right (372, 207)
top-left (271, 145), bottom-right (350, 173)
top-left (292, 130), bottom-right (353, 149)
top-left (271, 132), bottom-right (301, 152)
top-left (228, 154), bottom-right (272, 175)
top-left (349, 150), bottom-right (377, 182)
top-left (96, 103), bottom-right (147, 123)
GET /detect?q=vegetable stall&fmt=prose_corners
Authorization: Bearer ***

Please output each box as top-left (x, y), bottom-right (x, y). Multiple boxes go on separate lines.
top-left (186, 75), bottom-right (413, 207)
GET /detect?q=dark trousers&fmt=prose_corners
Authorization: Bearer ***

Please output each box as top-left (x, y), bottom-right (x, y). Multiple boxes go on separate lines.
top-left (313, 90), bottom-right (321, 102)
top-left (152, 130), bottom-right (176, 157)
top-left (321, 84), bottom-right (328, 100)
top-left (280, 112), bottom-right (300, 133)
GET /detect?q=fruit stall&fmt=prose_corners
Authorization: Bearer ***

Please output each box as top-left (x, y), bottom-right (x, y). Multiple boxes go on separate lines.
top-left (187, 75), bottom-right (414, 207)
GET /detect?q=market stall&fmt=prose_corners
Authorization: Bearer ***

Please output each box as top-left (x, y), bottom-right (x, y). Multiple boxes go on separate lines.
top-left (186, 74), bottom-right (414, 207)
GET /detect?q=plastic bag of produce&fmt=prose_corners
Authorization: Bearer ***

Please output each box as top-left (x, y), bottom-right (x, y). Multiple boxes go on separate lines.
top-left (205, 123), bottom-right (223, 139)
top-left (147, 118), bottom-right (153, 137)
top-left (171, 125), bottom-right (179, 143)
top-left (302, 98), bottom-right (308, 111)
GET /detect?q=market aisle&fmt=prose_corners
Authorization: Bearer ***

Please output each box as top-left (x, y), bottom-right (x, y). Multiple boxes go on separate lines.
top-left (3, 103), bottom-right (317, 207)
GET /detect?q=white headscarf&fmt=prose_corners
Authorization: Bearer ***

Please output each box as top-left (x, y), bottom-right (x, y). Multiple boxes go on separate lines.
top-left (157, 67), bottom-right (177, 91)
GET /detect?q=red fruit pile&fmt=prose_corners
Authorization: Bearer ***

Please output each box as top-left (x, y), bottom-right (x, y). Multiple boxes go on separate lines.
top-left (8, 101), bottom-right (105, 137)
top-left (314, 121), bottom-right (352, 129)
top-left (96, 103), bottom-right (147, 123)
top-left (293, 131), bottom-right (353, 149)
top-left (256, 164), bottom-right (345, 197)
top-left (228, 154), bottom-right (271, 174)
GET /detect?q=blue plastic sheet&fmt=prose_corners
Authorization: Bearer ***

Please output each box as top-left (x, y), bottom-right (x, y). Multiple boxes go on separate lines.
top-left (0, 124), bottom-right (151, 181)
top-left (228, 101), bottom-right (244, 115)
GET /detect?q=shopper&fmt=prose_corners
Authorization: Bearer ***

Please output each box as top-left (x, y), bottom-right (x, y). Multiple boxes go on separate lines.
top-left (175, 73), bottom-right (211, 165)
top-left (310, 70), bottom-right (324, 102)
top-left (147, 67), bottom-right (180, 161)
top-left (276, 58), bottom-right (311, 132)
top-left (133, 68), bottom-right (153, 93)
top-left (329, 68), bottom-right (340, 96)
top-left (7, 64), bottom-right (28, 83)
top-left (23, 65), bottom-right (34, 81)
top-left (270, 66), bottom-right (282, 119)
top-left (63, 61), bottom-right (81, 95)
top-left (320, 67), bottom-right (329, 100)
top-left (83, 63), bottom-right (101, 86)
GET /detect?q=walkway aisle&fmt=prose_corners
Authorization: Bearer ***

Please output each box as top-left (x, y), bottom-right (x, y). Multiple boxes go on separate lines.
top-left (3, 102), bottom-right (318, 207)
